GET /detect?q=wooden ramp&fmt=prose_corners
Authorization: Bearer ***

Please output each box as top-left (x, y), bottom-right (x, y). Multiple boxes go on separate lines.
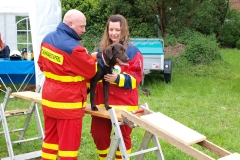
top-left (121, 104), bottom-right (240, 160)
top-left (11, 91), bottom-right (240, 160)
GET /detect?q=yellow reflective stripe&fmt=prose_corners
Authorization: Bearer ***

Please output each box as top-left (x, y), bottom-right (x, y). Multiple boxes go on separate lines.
top-left (58, 150), bottom-right (78, 157)
top-left (115, 149), bottom-right (131, 156)
top-left (119, 74), bottom-right (125, 87)
top-left (97, 73), bottom-right (137, 89)
top-left (122, 72), bottom-right (137, 89)
top-left (42, 152), bottom-right (57, 159)
top-left (98, 148), bottom-right (109, 155)
top-left (129, 74), bottom-right (136, 89)
top-left (115, 150), bottom-right (121, 156)
top-left (86, 82), bottom-right (90, 88)
top-left (95, 62), bottom-right (98, 71)
top-left (42, 99), bottom-right (86, 109)
top-left (98, 104), bottom-right (138, 112)
top-left (42, 142), bottom-right (58, 150)
top-left (98, 148), bottom-right (131, 160)
top-left (42, 46), bottom-right (63, 65)
top-left (43, 71), bottom-right (85, 82)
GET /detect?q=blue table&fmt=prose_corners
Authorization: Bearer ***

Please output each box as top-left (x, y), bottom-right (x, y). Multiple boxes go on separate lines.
top-left (0, 58), bottom-right (35, 92)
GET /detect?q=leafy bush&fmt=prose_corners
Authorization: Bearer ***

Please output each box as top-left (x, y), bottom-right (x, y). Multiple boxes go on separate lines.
top-left (218, 9), bottom-right (240, 48)
top-left (130, 23), bottom-right (155, 38)
top-left (180, 34), bottom-right (221, 65)
top-left (164, 28), bottom-right (215, 46)
top-left (164, 34), bottom-right (179, 46)
top-left (236, 39), bottom-right (240, 50)
top-left (177, 29), bottom-right (211, 45)
top-left (81, 26), bottom-right (102, 52)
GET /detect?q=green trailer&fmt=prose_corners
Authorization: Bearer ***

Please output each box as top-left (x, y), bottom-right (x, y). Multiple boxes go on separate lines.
top-left (131, 38), bottom-right (172, 95)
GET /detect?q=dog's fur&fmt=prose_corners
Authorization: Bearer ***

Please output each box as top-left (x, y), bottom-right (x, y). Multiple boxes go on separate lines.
top-left (90, 43), bottom-right (129, 111)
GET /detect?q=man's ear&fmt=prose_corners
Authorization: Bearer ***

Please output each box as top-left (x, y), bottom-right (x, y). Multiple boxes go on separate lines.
top-left (105, 44), bottom-right (113, 59)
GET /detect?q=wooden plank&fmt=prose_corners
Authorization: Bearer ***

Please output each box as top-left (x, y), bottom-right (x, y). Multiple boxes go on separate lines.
top-left (218, 153), bottom-right (240, 160)
top-left (140, 112), bottom-right (206, 145)
top-left (5, 109), bottom-right (28, 115)
top-left (122, 110), bottom-right (214, 160)
top-left (198, 140), bottom-right (231, 157)
top-left (11, 91), bottom-right (41, 103)
top-left (85, 105), bottom-right (123, 121)
top-left (11, 91), bottom-right (123, 121)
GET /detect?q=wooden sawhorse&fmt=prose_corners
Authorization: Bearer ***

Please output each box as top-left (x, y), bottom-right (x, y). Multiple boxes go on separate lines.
top-left (106, 107), bottom-right (164, 160)
top-left (0, 87), bottom-right (44, 160)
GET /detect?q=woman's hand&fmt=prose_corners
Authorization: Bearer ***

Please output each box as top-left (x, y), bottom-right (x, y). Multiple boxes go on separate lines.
top-left (104, 73), bottom-right (118, 82)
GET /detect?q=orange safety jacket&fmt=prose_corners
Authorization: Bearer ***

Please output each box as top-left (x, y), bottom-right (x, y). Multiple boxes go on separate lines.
top-left (38, 22), bottom-right (97, 119)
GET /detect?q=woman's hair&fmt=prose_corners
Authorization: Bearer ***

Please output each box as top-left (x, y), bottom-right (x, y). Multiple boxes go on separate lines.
top-left (100, 14), bottom-right (130, 51)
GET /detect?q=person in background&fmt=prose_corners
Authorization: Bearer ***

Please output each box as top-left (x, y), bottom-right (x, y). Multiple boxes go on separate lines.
top-left (90, 14), bottom-right (144, 160)
top-left (38, 9), bottom-right (97, 160)
top-left (0, 33), bottom-right (10, 58)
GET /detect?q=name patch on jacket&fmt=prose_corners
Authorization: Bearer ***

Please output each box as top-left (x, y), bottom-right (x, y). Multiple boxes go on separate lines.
top-left (41, 47), bottom-right (63, 65)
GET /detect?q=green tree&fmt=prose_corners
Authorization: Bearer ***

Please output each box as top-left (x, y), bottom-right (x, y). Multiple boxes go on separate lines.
top-left (218, 9), bottom-right (240, 48)
top-left (60, 0), bottom-right (239, 49)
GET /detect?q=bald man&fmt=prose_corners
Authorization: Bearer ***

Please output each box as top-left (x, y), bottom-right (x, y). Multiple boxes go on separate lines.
top-left (63, 9), bottom-right (86, 37)
top-left (38, 9), bottom-right (97, 160)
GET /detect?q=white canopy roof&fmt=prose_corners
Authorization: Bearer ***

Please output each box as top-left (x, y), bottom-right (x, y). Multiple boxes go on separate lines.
top-left (0, 0), bottom-right (62, 86)
top-left (0, 0), bottom-right (29, 15)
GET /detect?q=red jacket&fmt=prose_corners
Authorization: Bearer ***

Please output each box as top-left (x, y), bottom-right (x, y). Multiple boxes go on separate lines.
top-left (38, 22), bottom-right (97, 119)
top-left (95, 44), bottom-right (143, 111)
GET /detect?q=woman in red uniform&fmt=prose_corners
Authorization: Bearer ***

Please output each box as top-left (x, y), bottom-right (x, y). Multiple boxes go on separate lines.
top-left (38, 9), bottom-right (97, 160)
top-left (90, 14), bottom-right (143, 160)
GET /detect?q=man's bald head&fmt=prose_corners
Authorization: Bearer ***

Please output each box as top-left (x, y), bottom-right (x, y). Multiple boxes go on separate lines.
top-left (63, 9), bottom-right (86, 37)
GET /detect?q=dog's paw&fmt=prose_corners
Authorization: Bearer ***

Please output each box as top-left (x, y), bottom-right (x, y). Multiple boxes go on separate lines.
top-left (91, 106), bottom-right (98, 111)
top-left (106, 106), bottom-right (112, 111)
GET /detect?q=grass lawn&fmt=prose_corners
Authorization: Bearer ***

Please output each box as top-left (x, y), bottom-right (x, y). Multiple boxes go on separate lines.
top-left (0, 48), bottom-right (239, 159)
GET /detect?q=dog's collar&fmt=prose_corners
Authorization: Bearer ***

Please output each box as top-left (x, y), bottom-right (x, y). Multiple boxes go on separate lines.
top-left (102, 53), bottom-right (110, 67)
top-left (97, 58), bottom-right (112, 74)
top-left (97, 58), bottom-right (104, 68)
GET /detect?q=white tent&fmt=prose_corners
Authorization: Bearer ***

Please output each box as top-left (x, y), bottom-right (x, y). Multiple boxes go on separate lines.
top-left (0, 0), bottom-right (62, 86)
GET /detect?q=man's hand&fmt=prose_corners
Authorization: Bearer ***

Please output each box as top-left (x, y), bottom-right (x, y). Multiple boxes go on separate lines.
top-left (91, 52), bottom-right (97, 61)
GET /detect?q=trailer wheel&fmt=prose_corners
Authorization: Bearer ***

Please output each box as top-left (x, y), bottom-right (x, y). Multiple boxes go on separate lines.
top-left (163, 59), bottom-right (172, 84)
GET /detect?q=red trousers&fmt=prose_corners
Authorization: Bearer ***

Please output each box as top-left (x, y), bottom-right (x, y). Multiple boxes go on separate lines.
top-left (91, 116), bottom-right (132, 160)
top-left (41, 115), bottom-right (82, 160)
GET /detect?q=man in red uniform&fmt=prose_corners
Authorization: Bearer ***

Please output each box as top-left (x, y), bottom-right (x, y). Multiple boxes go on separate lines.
top-left (38, 9), bottom-right (97, 160)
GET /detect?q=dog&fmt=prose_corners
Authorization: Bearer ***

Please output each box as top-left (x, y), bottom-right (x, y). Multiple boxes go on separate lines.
top-left (90, 43), bottom-right (129, 111)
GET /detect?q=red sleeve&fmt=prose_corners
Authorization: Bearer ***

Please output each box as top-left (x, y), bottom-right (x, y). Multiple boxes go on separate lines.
top-left (126, 52), bottom-right (144, 86)
top-left (70, 46), bottom-right (97, 80)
